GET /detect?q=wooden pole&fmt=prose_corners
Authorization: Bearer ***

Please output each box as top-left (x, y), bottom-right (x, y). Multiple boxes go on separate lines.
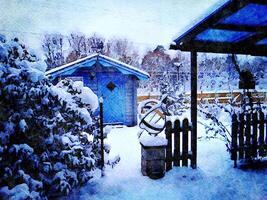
top-left (99, 97), bottom-right (104, 176)
top-left (191, 51), bottom-right (197, 169)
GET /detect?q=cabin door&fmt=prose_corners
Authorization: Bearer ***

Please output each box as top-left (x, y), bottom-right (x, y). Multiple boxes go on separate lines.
top-left (98, 73), bottom-right (125, 124)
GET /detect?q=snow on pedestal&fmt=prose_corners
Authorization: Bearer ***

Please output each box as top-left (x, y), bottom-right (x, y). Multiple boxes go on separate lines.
top-left (139, 134), bottom-right (167, 179)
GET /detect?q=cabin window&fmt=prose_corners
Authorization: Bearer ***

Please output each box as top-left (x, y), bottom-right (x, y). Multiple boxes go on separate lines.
top-left (106, 81), bottom-right (116, 91)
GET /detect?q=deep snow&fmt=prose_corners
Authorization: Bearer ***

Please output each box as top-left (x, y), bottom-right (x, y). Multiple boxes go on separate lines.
top-left (62, 123), bottom-right (267, 200)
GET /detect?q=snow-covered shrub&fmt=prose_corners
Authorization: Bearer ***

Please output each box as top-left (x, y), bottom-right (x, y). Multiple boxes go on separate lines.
top-left (198, 93), bottom-right (267, 154)
top-left (0, 35), bottom-right (105, 199)
top-left (158, 71), bottom-right (189, 116)
top-left (198, 99), bottom-right (233, 151)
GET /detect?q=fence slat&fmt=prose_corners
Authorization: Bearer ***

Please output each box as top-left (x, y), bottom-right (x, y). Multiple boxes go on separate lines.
top-left (191, 118), bottom-right (197, 169)
top-left (245, 113), bottom-right (251, 159)
top-left (173, 120), bottom-right (180, 167)
top-left (239, 113), bottom-right (245, 159)
top-left (231, 114), bottom-right (238, 167)
top-left (252, 112), bottom-right (258, 157)
top-left (259, 111), bottom-right (265, 156)
top-left (165, 120), bottom-right (173, 171)
top-left (182, 118), bottom-right (189, 167)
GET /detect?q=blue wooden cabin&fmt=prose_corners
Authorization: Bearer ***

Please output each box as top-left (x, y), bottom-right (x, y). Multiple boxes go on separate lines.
top-left (45, 54), bottom-right (149, 126)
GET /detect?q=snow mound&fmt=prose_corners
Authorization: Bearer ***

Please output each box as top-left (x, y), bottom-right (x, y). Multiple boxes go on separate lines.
top-left (79, 87), bottom-right (98, 111)
top-left (73, 81), bottom-right (98, 111)
top-left (139, 133), bottom-right (167, 147)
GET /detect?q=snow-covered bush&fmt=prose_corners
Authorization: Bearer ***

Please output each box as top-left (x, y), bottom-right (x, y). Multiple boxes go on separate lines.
top-left (0, 35), bottom-right (106, 199)
top-left (159, 71), bottom-right (189, 116)
top-left (198, 91), bottom-right (267, 154)
top-left (198, 99), bottom-right (233, 151)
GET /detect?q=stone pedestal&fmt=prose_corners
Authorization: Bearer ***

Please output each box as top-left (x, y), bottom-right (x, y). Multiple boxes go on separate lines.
top-left (140, 143), bottom-right (166, 179)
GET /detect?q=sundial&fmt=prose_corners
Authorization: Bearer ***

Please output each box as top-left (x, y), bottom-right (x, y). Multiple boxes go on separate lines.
top-left (138, 95), bottom-right (172, 136)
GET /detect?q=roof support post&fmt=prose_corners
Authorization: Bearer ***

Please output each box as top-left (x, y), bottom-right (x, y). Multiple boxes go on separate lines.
top-left (190, 51), bottom-right (197, 169)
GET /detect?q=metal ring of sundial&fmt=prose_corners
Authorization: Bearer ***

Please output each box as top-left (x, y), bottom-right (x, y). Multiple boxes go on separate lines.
top-left (138, 95), bottom-right (170, 135)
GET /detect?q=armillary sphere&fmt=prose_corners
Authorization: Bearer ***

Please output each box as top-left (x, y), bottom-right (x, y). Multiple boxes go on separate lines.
top-left (138, 95), bottom-right (172, 136)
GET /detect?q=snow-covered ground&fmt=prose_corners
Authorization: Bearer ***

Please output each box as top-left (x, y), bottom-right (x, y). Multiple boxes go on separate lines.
top-left (62, 121), bottom-right (267, 200)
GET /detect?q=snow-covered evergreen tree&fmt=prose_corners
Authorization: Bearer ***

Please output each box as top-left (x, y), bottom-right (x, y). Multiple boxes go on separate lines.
top-left (0, 35), bottom-right (107, 199)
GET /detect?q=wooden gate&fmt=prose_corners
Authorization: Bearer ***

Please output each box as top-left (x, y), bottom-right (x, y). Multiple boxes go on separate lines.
top-left (231, 111), bottom-right (267, 167)
top-left (165, 118), bottom-right (197, 170)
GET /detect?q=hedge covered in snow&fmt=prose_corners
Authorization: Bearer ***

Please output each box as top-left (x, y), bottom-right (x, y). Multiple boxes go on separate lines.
top-left (0, 35), bottom-right (108, 199)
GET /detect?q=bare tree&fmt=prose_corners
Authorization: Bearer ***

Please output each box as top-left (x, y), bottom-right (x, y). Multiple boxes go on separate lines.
top-left (66, 33), bottom-right (86, 62)
top-left (141, 45), bottom-right (173, 92)
top-left (104, 38), bottom-right (140, 67)
top-left (87, 33), bottom-right (105, 54)
top-left (66, 33), bottom-right (105, 63)
top-left (42, 34), bottom-right (65, 70)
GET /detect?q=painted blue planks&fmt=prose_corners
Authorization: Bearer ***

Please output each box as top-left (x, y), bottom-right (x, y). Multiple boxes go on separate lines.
top-left (98, 73), bottom-right (126, 124)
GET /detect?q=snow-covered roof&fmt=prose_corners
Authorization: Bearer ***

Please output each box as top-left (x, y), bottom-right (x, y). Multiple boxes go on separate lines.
top-left (45, 54), bottom-right (150, 80)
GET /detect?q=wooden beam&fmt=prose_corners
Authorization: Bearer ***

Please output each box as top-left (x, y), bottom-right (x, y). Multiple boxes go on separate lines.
top-left (238, 32), bottom-right (267, 45)
top-left (248, 0), bottom-right (267, 5)
top-left (190, 51), bottom-right (197, 169)
top-left (178, 41), bottom-right (267, 57)
top-left (214, 23), bottom-right (267, 32)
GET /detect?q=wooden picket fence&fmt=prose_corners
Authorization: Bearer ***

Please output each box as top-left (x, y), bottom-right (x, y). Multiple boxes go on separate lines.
top-left (231, 110), bottom-right (267, 167)
top-left (165, 119), bottom-right (197, 170)
top-left (138, 91), bottom-right (267, 104)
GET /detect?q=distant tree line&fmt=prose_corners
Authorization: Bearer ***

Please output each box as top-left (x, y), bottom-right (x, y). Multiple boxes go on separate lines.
top-left (42, 33), bottom-right (140, 70)
top-left (42, 32), bottom-right (267, 93)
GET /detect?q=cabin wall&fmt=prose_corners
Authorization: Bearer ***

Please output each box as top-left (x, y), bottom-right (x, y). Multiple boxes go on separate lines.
top-left (124, 75), bottom-right (137, 126)
top-left (133, 79), bottom-right (138, 125)
top-left (59, 67), bottom-right (138, 126)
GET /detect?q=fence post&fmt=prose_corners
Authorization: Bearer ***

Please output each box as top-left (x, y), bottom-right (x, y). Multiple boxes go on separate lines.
top-left (182, 118), bottom-right (189, 167)
top-left (245, 113), bottom-right (251, 159)
top-left (231, 113), bottom-right (238, 167)
top-left (239, 113), bottom-right (245, 159)
top-left (252, 112), bottom-right (258, 157)
top-left (259, 111), bottom-right (265, 156)
top-left (165, 120), bottom-right (173, 171)
top-left (173, 119), bottom-right (180, 166)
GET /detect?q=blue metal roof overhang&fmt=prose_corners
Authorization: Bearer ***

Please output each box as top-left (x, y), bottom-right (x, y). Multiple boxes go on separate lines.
top-left (170, 0), bottom-right (267, 56)
top-left (45, 54), bottom-right (150, 80)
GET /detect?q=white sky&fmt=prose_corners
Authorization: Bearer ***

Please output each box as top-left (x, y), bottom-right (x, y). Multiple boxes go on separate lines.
top-left (0, 0), bottom-right (227, 53)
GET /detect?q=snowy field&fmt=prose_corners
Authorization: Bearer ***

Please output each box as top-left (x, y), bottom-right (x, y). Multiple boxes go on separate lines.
top-left (62, 123), bottom-right (267, 200)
